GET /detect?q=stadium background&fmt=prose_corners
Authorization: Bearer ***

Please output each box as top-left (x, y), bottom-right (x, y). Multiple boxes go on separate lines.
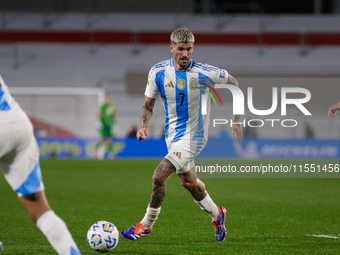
top-left (1, 0), bottom-right (340, 159)
top-left (1, 1), bottom-right (340, 254)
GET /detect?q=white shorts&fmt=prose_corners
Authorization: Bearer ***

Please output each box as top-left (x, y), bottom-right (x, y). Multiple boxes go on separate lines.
top-left (0, 117), bottom-right (44, 197)
top-left (165, 138), bottom-right (206, 174)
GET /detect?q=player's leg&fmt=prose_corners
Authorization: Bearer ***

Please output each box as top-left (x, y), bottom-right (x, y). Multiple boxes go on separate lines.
top-left (140, 158), bottom-right (176, 225)
top-left (149, 158), bottom-right (176, 208)
top-left (165, 139), bottom-right (220, 220)
top-left (178, 165), bottom-right (227, 241)
top-left (94, 136), bottom-right (103, 158)
top-left (121, 158), bottom-right (176, 240)
top-left (94, 127), bottom-right (106, 159)
top-left (19, 189), bottom-right (50, 222)
top-left (20, 191), bottom-right (81, 255)
top-left (1, 119), bottom-right (81, 254)
top-left (15, 162), bottom-right (81, 255)
top-left (178, 167), bottom-right (206, 200)
top-left (106, 135), bottom-right (116, 159)
top-left (178, 166), bottom-right (219, 219)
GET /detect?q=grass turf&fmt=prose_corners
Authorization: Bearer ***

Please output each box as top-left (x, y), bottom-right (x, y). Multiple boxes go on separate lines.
top-left (0, 159), bottom-right (339, 254)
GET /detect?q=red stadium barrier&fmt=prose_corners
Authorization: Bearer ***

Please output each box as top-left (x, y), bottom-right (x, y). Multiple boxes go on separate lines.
top-left (1, 30), bottom-right (340, 46)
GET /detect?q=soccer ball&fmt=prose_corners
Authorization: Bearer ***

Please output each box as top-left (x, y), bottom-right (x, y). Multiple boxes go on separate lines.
top-left (87, 221), bottom-right (119, 251)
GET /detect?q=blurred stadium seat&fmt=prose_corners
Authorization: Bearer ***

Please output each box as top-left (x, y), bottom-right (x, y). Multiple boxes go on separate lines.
top-left (1, 12), bottom-right (339, 138)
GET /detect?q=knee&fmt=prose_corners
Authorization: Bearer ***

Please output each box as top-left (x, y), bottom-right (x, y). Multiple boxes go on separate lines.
top-left (152, 159), bottom-right (175, 187)
top-left (152, 165), bottom-right (167, 187)
top-left (181, 177), bottom-right (197, 191)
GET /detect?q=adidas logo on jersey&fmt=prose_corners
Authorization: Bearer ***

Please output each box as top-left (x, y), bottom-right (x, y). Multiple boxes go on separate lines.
top-left (165, 81), bottom-right (175, 88)
top-left (173, 152), bottom-right (182, 159)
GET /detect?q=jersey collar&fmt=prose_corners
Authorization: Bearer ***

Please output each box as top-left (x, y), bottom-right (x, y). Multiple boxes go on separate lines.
top-left (187, 59), bottom-right (194, 70)
top-left (170, 58), bottom-right (195, 70)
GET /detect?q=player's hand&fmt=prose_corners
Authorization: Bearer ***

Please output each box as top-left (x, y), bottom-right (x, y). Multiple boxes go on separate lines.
top-left (232, 123), bottom-right (242, 144)
top-left (96, 121), bottom-right (103, 130)
top-left (328, 105), bottom-right (339, 119)
top-left (137, 125), bottom-right (148, 141)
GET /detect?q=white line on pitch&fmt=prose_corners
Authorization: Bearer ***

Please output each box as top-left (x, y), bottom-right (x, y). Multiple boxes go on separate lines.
top-left (306, 234), bottom-right (340, 239)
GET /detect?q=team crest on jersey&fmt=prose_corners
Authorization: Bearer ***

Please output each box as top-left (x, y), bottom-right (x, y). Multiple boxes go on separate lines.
top-left (177, 80), bottom-right (185, 90)
top-left (189, 78), bottom-right (198, 90)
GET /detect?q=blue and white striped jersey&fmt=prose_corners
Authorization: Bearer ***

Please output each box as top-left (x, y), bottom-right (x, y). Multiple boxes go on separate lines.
top-left (145, 58), bottom-right (228, 143)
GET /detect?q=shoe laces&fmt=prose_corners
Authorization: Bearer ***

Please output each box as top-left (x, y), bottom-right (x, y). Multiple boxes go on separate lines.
top-left (212, 215), bottom-right (224, 233)
top-left (133, 223), bottom-right (145, 234)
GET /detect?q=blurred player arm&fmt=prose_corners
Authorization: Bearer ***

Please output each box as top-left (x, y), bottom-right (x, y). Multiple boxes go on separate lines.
top-left (137, 96), bottom-right (156, 141)
top-left (227, 74), bottom-right (242, 144)
top-left (113, 110), bottom-right (117, 124)
top-left (96, 111), bottom-right (103, 130)
top-left (227, 74), bottom-right (238, 87)
top-left (328, 102), bottom-right (340, 119)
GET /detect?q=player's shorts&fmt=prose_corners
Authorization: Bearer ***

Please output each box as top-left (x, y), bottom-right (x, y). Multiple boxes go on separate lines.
top-left (0, 117), bottom-right (44, 197)
top-left (165, 138), bottom-right (206, 174)
top-left (99, 124), bottom-right (113, 138)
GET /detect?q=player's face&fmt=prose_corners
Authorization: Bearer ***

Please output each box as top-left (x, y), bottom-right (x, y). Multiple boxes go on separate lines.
top-left (170, 42), bottom-right (194, 70)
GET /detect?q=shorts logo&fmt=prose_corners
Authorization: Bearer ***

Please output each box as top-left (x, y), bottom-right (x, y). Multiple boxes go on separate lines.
top-left (177, 80), bottom-right (185, 90)
top-left (165, 81), bottom-right (175, 88)
top-left (173, 152), bottom-right (182, 159)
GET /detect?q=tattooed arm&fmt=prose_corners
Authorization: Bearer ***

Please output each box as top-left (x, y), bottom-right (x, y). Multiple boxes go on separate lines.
top-left (136, 96), bottom-right (156, 141)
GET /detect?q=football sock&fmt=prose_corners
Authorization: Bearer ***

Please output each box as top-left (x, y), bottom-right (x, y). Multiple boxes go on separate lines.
top-left (36, 210), bottom-right (80, 255)
top-left (195, 193), bottom-right (219, 221)
top-left (140, 205), bottom-right (161, 229)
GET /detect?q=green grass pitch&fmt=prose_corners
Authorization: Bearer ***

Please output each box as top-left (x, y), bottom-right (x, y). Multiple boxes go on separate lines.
top-left (0, 159), bottom-right (339, 254)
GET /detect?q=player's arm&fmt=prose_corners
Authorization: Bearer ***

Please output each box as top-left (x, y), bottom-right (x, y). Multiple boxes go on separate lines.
top-left (137, 96), bottom-right (156, 141)
top-left (97, 106), bottom-right (102, 121)
top-left (96, 110), bottom-right (103, 130)
top-left (227, 74), bottom-right (242, 144)
top-left (328, 102), bottom-right (340, 119)
top-left (113, 109), bottom-right (117, 124)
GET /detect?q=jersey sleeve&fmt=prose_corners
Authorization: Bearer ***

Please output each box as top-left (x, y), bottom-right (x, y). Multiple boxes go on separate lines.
top-left (210, 68), bottom-right (229, 85)
top-left (144, 68), bottom-right (159, 99)
top-left (197, 64), bottom-right (229, 87)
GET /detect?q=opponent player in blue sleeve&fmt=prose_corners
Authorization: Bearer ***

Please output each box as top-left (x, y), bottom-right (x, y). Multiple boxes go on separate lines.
top-left (0, 75), bottom-right (81, 255)
top-left (121, 28), bottom-right (242, 242)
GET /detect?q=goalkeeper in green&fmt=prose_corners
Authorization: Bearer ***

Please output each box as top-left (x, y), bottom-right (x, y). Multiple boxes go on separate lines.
top-left (94, 95), bottom-right (116, 159)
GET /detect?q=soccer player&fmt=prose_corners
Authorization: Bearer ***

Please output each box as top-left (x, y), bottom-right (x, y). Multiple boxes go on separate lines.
top-left (94, 95), bottom-right (116, 159)
top-left (327, 102), bottom-right (340, 119)
top-left (0, 75), bottom-right (81, 255)
top-left (121, 28), bottom-right (242, 241)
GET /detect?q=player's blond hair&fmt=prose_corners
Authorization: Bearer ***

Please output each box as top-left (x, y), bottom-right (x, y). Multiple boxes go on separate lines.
top-left (170, 28), bottom-right (195, 44)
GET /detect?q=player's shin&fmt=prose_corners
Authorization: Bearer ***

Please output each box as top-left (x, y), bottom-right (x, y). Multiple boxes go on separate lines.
top-left (195, 193), bottom-right (219, 221)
